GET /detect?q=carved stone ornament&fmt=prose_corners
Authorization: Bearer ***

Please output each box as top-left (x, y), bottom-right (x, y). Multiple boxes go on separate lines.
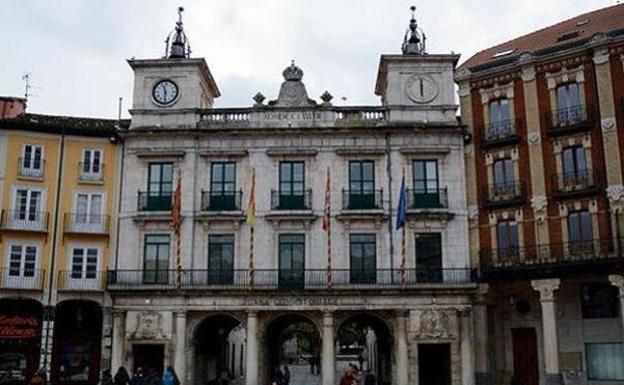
top-left (601, 117), bottom-right (616, 133)
top-left (468, 205), bottom-right (479, 220)
top-left (272, 61), bottom-right (316, 107)
top-left (609, 275), bottom-right (624, 296)
top-left (528, 132), bottom-right (541, 145)
top-left (132, 311), bottom-right (164, 340)
top-left (417, 310), bottom-right (451, 339)
top-left (607, 185), bottom-right (624, 204)
top-left (531, 195), bottom-right (547, 214)
top-left (531, 279), bottom-right (560, 302)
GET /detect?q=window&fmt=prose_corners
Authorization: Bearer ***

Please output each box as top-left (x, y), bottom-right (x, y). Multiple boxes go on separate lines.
top-left (350, 234), bottom-right (376, 284)
top-left (493, 158), bottom-right (514, 188)
top-left (71, 248), bottom-right (98, 279)
top-left (208, 234), bottom-right (234, 284)
top-left (415, 233), bottom-right (442, 282)
top-left (488, 99), bottom-right (511, 136)
top-left (80, 149), bottom-right (102, 181)
top-left (568, 210), bottom-right (593, 245)
top-left (12, 189), bottom-right (41, 222)
top-left (9, 245), bottom-right (37, 277)
top-left (556, 83), bottom-right (584, 126)
top-left (21, 144), bottom-right (43, 176)
top-left (561, 146), bottom-right (588, 186)
top-left (145, 163), bottom-right (173, 210)
top-left (348, 161), bottom-right (376, 209)
top-left (586, 343), bottom-right (624, 381)
top-left (278, 162), bottom-right (305, 209)
top-left (75, 193), bottom-right (103, 224)
top-left (497, 220), bottom-right (519, 253)
top-left (278, 234), bottom-right (305, 288)
top-left (143, 235), bottom-right (170, 284)
top-left (580, 283), bottom-right (619, 319)
top-left (210, 162), bottom-right (236, 210)
top-left (413, 160), bottom-right (440, 208)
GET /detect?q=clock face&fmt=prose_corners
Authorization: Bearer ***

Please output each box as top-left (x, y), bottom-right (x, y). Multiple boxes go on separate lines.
top-left (405, 75), bottom-right (439, 104)
top-left (152, 79), bottom-right (179, 106)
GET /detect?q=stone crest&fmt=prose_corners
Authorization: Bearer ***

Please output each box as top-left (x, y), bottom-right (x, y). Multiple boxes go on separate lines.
top-left (271, 61), bottom-right (316, 107)
top-left (531, 195), bottom-right (548, 221)
top-left (416, 310), bottom-right (451, 338)
top-left (132, 311), bottom-right (164, 339)
top-left (601, 117), bottom-right (616, 133)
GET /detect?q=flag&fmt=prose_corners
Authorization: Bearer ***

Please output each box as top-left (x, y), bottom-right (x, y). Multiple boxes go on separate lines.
top-left (322, 167), bottom-right (331, 233)
top-left (396, 174), bottom-right (408, 230)
top-left (246, 169), bottom-right (256, 225)
top-left (172, 166), bottom-right (182, 288)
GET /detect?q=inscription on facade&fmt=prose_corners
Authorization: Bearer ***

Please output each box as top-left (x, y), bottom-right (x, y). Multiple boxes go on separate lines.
top-left (242, 297), bottom-right (340, 307)
top-left (263, 111), bottom-right (323, 122)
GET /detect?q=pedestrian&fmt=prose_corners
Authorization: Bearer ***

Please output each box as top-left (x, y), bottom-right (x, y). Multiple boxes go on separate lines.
top-left (162, 367), bottom-right (179, 385)
top-left (130, 368), bottom-right (145, 385)
top-left (339, 367), bottom-right (356, 385)
top-left (102, 370), bottom-right (113, 385)
top-left (145, 369), bottom-right (162, 385)
top-left (114, 367), bottom-right (130, 385)
top-left (29, 369), bottom-right (47, 385)
top-left (282, 365), bottom-right (290, 385)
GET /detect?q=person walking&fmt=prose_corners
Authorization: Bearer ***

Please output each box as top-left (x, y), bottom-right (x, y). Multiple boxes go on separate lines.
top-left (28, 369), bottom-right (47, 385)
top-left (114, 367), bottom-right (130, 385)
top-left (102, 370), bottom-right (113, 385)
top-left (162, 367), bottom-right (179, 385)
top-left (130, 368), bottom-right (145, 385)
top-left (145, 369), bottom-right (162, 385)
top-left (282, 365), bottom-right (290, 385)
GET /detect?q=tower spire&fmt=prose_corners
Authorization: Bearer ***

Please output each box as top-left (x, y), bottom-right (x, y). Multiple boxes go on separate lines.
top-left (165, 6), bottom-right (191, 59)
top-left (402, 5), bottom-right (427, 55)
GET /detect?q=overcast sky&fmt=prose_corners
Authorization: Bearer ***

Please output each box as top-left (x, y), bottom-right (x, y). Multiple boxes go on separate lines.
top-left (0, 0), bottom-right (617, 119)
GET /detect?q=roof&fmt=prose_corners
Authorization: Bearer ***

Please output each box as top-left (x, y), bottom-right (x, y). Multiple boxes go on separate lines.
top-left (460, 3), bottom-right (624, 71)
top-left (0, 113), bottom-right (130, 137)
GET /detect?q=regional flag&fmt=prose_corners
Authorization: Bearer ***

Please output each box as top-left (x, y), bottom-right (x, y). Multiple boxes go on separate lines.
top-left (246, 168), bottom-right (256, 225)
top-left (322, 167), bottom-right (331, 233)
top-left (396, 174), bottom-right (407, 230)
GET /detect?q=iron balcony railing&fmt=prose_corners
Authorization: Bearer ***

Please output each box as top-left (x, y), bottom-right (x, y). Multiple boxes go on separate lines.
top-left (552, 169), bottom-right (599, 196)
top-left (480, 238), bottom-right (622, 270)
top-left (271, 189), bottom-right (313, 210)
top-left (78, 162), bottom-right (104, 182)
top-left (481, 119), bottom-right (521, 147)
top-left (0, 210), bottom-right (49, 232)
top-left (106, 268), bottom-right (477, 290)
top-left (137, 191), bottom-right (173, 211)
top-left (342, 189), bottom-right (383, 210)
top-left (201, 190), bottom-right (243, 211)
top-left (482, 181), bottom-right (525, 208)
top-left (64, 213), bottom-right (109, 234)
top-left (546, 105), bottom-right (594, 135)
top-left (18, 158), bottom-right (45, 178)
top-left (407, 188), bottom-right (449, 209)
top-left (57, 270), bottom-right (105, 291)
top-left (0, 268), bottom-right (46, 290)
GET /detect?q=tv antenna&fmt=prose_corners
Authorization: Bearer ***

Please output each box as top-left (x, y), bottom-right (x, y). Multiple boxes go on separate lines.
top-left (22, 73), bottom-right (33, 100)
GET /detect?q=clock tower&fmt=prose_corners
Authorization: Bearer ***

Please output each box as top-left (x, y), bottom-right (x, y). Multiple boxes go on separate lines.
top-left (375, 6), bottom-right (459, 123)
top-left (128, 7), bottom-right (220, 129)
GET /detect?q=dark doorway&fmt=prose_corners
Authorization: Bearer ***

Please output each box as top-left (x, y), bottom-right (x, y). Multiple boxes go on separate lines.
top-left (419, 343), bottom-right (451, 385)
top-left (512, 328), bottom-right (539, 385)
top-left (133, 345), bottom-right (164, 377)
top-left (194, 315), bottom-right (243, 385)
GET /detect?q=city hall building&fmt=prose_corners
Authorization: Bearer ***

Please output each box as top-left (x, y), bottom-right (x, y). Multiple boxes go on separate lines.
top-left (109, 9), bottom-right (476, 385)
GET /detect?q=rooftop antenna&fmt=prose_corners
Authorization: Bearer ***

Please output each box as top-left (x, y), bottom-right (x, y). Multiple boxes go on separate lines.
top-left (118, 97), bottom-right (123, 121)
top-left (22, 72), bottom-right (33, 101)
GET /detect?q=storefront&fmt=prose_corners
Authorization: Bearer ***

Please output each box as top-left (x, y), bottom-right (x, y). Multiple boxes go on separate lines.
top-left (0, 298), bottom-right (43, 385)
top-left (50, 301), bottom-right (102, 385)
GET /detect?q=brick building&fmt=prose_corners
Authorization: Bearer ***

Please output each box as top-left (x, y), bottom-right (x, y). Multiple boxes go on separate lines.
top-left (456, 4), bottom-right (624, 385)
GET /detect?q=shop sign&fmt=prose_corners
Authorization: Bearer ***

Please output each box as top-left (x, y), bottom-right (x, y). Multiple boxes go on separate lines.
top-left (0, 315), bottom-right (39, 339)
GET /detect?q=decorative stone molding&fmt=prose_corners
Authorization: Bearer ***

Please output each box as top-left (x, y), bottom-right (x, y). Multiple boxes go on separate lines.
top-left (415, 309), bottom-right (452, 339)
top-left (521, 66), bottom-right (536, 82)
top-left (593, 48), bottom-right (610, 65)
top-left (458, 82), bottom-right (471, 98)
top-left (531, 195), bottom-right (547, 214)
top-left (531, 278), bottom-right (561, 302)
top-left (519, 53), bottom-right (535, 65)
top-left (601, 117), bottom-right (616, 133)
top-left (546, 66), bottom-right (585, 90)
top-left (468, 205), bottom-right (479, 220)
top-left (528, 132), bottom-right (541, 145)
top-left (455, 68), bottom-right (472, 82)
top-left (607, 185), bottom-right (624, 212)
top-left (480, 82), bottom-right (514, 105)
top-left (609, 275), bottom-right (624, 296)
top-left (132, 311), bottom-right (165, 340)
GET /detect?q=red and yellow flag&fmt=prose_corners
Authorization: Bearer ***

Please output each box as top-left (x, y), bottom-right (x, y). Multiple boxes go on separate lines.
top-left (246, 168), bottom-right (256, 225)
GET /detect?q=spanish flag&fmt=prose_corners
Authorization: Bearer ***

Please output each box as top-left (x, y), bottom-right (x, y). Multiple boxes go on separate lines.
top-left (246, 168), bottom-right (256, 225)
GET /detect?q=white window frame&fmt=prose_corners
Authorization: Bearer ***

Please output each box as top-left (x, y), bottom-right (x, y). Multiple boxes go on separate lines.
top-left (10, 186), bottom-right (45, 230)
top-left (72, 191), bottom-right (106, 233)
top-left (80, 148), bottom-right (103, 181)
top-left (20, 144), bottom-right (44, 177)
top-left (66, 245), bottom-right (101, 290)
top-left (4, 243), bottom-right (40, 289)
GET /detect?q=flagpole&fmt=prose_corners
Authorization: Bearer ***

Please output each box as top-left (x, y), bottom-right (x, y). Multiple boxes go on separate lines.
top-left (400, 167), bottom-right (407, 287)
top-left (173, 164), bottom-right (182, 289)
top-left (247, 168), bottom-right (256, 288)
top-left (325, 167), bottom-right (332, 288)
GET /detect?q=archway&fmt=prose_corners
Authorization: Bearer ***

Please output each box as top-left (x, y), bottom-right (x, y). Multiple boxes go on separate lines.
top-left (194, 314), bottom-right (244, 385)
top-left (0, 298), bottom-right (43, 384)
top-left (335, 313), bottom-right (393, 385)
top-left (264, 314), bottom-right (321, 385)
top-left (51, 300), bottom-right (103, 385)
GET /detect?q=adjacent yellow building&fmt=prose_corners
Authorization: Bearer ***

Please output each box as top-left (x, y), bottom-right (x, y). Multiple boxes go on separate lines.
top-left (0, 113), bottom-right (126, 384)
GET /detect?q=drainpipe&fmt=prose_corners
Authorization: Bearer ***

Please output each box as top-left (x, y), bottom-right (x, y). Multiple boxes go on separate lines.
top-left (114, 138), bottom-right (125, 270)
top-left (191, 135), bottom-right (199, 270)
top-left (386, 131), bottom-right (395, 280)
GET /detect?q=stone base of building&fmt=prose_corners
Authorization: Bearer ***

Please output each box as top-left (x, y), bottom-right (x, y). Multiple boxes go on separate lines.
top-left (545, 373), bottom-right (562, 385)
top-left (476, 372), bottom-right (493, 385)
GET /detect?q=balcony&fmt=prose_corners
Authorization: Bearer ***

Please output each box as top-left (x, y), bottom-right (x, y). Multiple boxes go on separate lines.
top-left (106, 268), bottom-right (477, 291)
top-left (552, 170), bottom-right (599, 199)
top-left (407, 188), bottom-right (449, 209)
top-left (546, 105), bottom-right (594, 137)
top-left (0, 268), bottom-right (45, 290)
top-left (480, 119), bottom-right (521, 148)
top-left (137, 191), bottom-right (172, 211)
top-left (78, 162), bottom-right (104, 183)
top-left (342, 189), bottom-right (383, 210)
top-left (201, 190), bottom-right (242, 211)
top-left (57, 270), bottom-right (105, 291)
top-left (270, 189), bottom-right (312, 211)
top-left (18, 158), bottom-right (44, 179)
top-left (0, 210), bottom-right (49, 233)
top-left (482, 182), bottom-right (525, 209)
top-left (64, 213), bottom-right (109, 235)
top-left (480, 238), bottom-right (624, 279)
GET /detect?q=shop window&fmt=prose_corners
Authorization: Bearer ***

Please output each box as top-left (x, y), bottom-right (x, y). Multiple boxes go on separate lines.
top-left (580, 283), bottom-right (619, 319)
top-left (586, 343), bottom-right (624, 381)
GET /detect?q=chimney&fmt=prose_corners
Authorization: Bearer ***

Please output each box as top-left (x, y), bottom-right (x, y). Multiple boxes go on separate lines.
top-left (0, 96), bottom-right (27, 118)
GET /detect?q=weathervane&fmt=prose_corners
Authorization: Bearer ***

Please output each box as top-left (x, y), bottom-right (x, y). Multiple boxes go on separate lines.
top-left (402, 5), bottom-right (427, 55)
top-left (165, 6), bottom-right (191, 59)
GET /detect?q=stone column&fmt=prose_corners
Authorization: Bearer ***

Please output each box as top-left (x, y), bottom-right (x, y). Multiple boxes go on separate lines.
top-left (395, 311), bottom-right (409, 385)
top-left (609, 275), bottom-right (624, 338)
top-left (460, 308), bottom-right (476, 385)
top-left (245, 312), bottom-right (259, 385)
top-left (531, 279), bottom-right (561, 385)
top-left (321, 312), bottom-right (335, 385)
top-left (474, 284), bottom-right (491, 385)
top-left (111, 311), bottom-right (126, 372)
top-left (174, 311), bottom-right (187, 384)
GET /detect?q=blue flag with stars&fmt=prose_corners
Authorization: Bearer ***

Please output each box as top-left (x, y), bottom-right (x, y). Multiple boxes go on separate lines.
top-left (396, 174), bottom-right (407, 230)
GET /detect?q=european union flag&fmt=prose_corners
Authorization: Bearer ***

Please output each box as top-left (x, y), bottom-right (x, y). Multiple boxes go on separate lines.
top-left (396, 174), bottom-right (407, 230)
